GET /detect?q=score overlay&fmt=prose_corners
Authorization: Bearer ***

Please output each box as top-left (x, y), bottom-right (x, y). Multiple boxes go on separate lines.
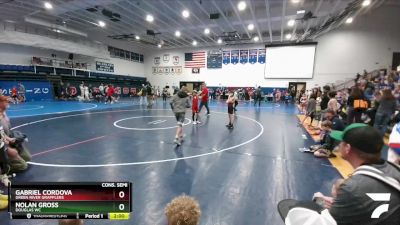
top-left (8, 182), bottom-right (132, 220)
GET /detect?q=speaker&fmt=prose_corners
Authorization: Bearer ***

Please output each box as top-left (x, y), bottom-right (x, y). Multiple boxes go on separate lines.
top-left (147, 30), bottom-right (155, 36)
top-left (210, 13), bottom-right (220, 19)
top-left (68, 53), bottom-right (74, 60)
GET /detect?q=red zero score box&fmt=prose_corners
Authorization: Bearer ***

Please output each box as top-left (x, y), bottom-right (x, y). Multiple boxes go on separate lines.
top-left (8, 182), bottom-right (132, 220)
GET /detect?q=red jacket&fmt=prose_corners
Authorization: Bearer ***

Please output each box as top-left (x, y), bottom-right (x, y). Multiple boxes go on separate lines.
top-left (107, 87), bottom-right (115, 96)
top-left (201, 87), bottom-right (209, 102)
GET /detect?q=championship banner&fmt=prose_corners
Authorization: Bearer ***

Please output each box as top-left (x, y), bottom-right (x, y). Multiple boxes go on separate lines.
top-left (240, 50), bottom-right (248, 64)
top-left (258, 49), bottom-right (266, 64)
top-left (96, 61), bottom-right (114, 73)
top-left (249, 49), bottom-right (258, 64)
top-left (231, 50), bottom-right (239, 65)
top-left (207, 50), bottom-right (222, 69)
top-left (222, 51), bottom-right (230, 65)
top-left (152, 66), bottom-right (182, 75)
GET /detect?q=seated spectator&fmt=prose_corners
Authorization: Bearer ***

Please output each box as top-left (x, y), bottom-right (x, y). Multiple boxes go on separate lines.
top-left (0, 96), bottom-right (30, 173)
top-left (387, 121), bottom-right (400, 165)
top-left (328, 124), bottom-right (399, 225)
top-left (310, 121), bottom-right (336, 158)
top-left (59, 219), bottom-right (84, 225)
top-left (0, 191), bottom-right (7, 210)
top-left (327, 91), bottom-right (339, 113)
top-left (324, 109), bottom-right (345, 131)
top-left (165, 194), bottom-right (201, 225)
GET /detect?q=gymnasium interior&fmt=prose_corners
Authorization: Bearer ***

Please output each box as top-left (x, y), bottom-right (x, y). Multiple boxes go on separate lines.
top-left (0, 0), bottom-right (399, 225)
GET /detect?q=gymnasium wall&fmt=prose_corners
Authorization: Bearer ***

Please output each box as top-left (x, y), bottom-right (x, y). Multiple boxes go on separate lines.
top-left (145, 4), bottom-right (400, 89)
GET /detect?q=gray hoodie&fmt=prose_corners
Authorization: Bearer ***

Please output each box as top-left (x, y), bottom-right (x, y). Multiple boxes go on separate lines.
top-left (170, 91), bottom-right (191, 113)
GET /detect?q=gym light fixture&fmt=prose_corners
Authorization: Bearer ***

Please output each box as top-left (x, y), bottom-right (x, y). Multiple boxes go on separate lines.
top-left (146, 14), bottom-right (154, 22)
top-left (157, 44), bottom-right (162, 48)
top-left (135, 35), bottom-right (140, 40)
top-left (291, 0), bottom-right (300, 3)
top-left (192, 40), bottom-right (197, 46)
top-left (217, 38), bottom-right (222, 44)
top-left (253, 36), bottom-right (259, 42)
top-left (285, 33), bottom-right (292, 39)
top-left (204, 28), bottom-right (210, 34)
top-left (288, 19), bottom-right (295, 27)
top-left (182, 10), bottom-right (190, 18)
top-left (346, 17), bottom-right (353, 24)
top-left (238, 1), bottom-right (247, 11)
top-left (44, 2), bottom-right (53, 9)
top-left (98, 21), bottom-right (106, 27)
top-left (362, 0), bottom-right (371, 7)
top-left (247, 23), bottom-right (254, 31)
top-left (297, 10), bottom-right (305, 14)
top-left (175, 30), bottom-right (181, 37)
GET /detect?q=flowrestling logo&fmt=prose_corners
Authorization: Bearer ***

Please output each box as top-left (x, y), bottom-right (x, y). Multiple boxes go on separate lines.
top-left (366, 193), bottom-right (391, 219)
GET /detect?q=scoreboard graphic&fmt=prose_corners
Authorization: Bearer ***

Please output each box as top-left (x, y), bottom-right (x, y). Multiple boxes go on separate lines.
top-left (8, 182), bottom-right (132, 220)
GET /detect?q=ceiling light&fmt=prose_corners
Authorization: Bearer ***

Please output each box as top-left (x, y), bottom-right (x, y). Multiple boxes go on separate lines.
top-left (362, 0), bottom-right (371, 7)
top-left (204, 28), bottom-right (210, 34)
top-left (285, 33), bottom-right (292, 40)
top-left (146, 14), bottom-right (154, 22)
top-left (238, 1), bottom-right (247, 11)
top-left (346, 17), bottom-right (353, 24)
top-left (135, 35), bottom-right (140, 40)
top-left (217, 38), bottom-right (222, 44)
top-left (291, 0), bottom-right (300, 3)
top-left (175, 30), bottom-right (181, 37)
top-left (192, 40), bottom-right (197, 46)
top-left (297, 10), bottom-right (305, 14)
top-left (44, 2), bottom-right (53, 9)
top-left (98, 21), bottom-right (106, 27)
top-left (253, 36), bottom-right (259, 42)
top-left (247, 23), bottom-right (254, 30)
top-left (182, 10), bottom-right (190, 18)
top-left (288, 19), bottom-right (295, 27)
top-left (157, 44), bottom-right (162, 48)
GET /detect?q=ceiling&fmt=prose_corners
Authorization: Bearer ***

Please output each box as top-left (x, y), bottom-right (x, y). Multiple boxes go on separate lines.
top-left (0, 0), bottom-right (395, 49)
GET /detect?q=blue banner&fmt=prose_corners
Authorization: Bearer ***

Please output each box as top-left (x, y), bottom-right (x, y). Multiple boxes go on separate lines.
top-left (240, 50), bottom-right (248, 64)
top-left (223, 51), bottom-right (230, 65)
top-left (258, 49), bottom-right (266, 64)
top-left (207, 50), bottom-right (222, 69)
top-left (231, 50), bottom-right (239, 65)
top-left (0, 81), bottom-right (53, 101)
top-left (249, 49), bottom-right (258, 64)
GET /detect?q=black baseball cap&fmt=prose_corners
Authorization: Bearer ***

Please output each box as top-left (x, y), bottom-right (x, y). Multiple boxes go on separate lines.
top-left (330, 123), bottom-right (383, 154)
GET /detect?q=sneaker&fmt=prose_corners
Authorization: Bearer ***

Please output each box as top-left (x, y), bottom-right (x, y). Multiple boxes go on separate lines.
top-left (206, 113), bottom-right (210, 116)
top-left (226, 124), bottom-right (231, 127)
top-left (0, 175), bottom-right (10, 187)
top-left (193, 122), bottom-right (197, 125)
top-left (196, 121), bottom-right (201, 124)
top-left (228, 125), bottom-right (234, 129)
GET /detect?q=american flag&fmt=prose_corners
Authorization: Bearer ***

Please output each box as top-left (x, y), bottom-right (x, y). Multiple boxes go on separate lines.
top-left (184, 52), bottom-right (206, 68)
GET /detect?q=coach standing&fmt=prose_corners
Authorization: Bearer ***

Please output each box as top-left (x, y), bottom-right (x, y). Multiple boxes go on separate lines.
top-left (199, 83), bottom-right (210, 116)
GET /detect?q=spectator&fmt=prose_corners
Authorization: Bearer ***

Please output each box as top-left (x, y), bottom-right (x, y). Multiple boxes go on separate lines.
top-left (253, 86), bottom-right (263, 107)
top-left (324, 109), bottom-right (345, 131)
top-left (165, 194), bottom-right (201, 225)
top-left (388, 121), bottom-right (400, 164)
top-left (327, 91), bottom-right (339, 113)
top-left (0, 96), bottom-right (30, 174)
top-left (310, 120), bottom-right (336, 158)
top-left (328, 124), bottom-right (399, 225)
top-left (301, 94), bottom-right (317, 127)
top-left (346, 87), bottom-right (366, 124)
top-left (312, 178), bottom-right (345, 209)
top-left (299, 94), bottom-right (307, 114)
top-left (374, 89), bottom-right (397, 136)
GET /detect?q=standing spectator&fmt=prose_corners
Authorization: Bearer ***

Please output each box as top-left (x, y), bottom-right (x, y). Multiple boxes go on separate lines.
top-left (299, 94), bottom-right (307, 114)
top-left (233, 89), bottom-right (239, 111)
top-left (327, 124), bottom-right (400, 225)
top-left (162, 87), bottom-right (168, 102)
top-left (11, 87), bottom-right (18, 104)
top-left (139, 84), bottom-right (147, 106)
top-left (170, 86), bottom-right (190, 146)
top-left (99, 83), bottom-right (105, 97)
top-left (253, 86), bottom-right (263, 107)
top-left (165, 194), bottom-right (201, 225)
top-left (374, 89), bottom-right (397, 136)
top-left (17, 83), bottom-right (25, 102)
top-left (327, 91), bottom-right (339, 113)
top-left (146, 82), bottom-right (154, 108)
top-left (199, 83), bottom-right (210, 116)
top-left (301, 94), bottom-right (317, 127)
top-left (346, 87), bottom-right (366, 124)
top-left (226, 92), bottom-right (235, 129)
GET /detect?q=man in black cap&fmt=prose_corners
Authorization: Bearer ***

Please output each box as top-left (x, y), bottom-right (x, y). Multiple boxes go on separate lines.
top-left (328, 123), bottom-right (399, 225)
